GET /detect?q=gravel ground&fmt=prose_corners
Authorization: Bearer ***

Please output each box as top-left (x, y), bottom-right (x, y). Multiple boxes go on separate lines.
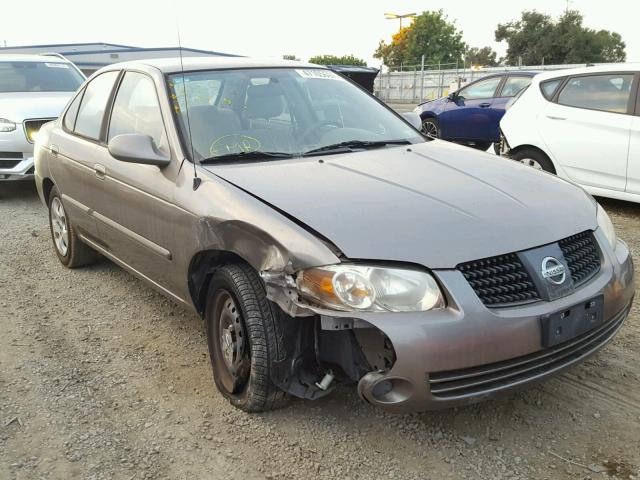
top-left (1, 181), bottom-right (639, 480)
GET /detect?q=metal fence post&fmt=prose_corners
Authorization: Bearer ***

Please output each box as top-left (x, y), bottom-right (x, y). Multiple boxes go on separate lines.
top-left (419, 55), bottom-right (425, 102)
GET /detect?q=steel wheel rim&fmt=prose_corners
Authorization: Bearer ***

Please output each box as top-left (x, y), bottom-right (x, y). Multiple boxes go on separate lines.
top-left (519, 158), bottom-right (543, 170)
top-left (50, 197), bottom-right (69, 256)
top-left (422, 120), bottom-right (439, 139)
top-left (214, 290), bottom-right (250, 394)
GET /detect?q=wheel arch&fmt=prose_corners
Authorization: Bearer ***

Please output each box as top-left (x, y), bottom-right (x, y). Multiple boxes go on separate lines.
top-left (42, 177), bottom-right (55, 205)
top-left (188, 249), bottom-right (255, 317)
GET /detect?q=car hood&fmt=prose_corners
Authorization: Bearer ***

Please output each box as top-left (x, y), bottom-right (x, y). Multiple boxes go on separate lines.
top-left (0, 92), bottom-right (73, 122)
top-left (205, 141), bottom-right (597, 269)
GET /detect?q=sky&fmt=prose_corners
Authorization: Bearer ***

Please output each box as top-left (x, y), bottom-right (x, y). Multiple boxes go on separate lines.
top-left (4, 0), bottom-right (639, 67)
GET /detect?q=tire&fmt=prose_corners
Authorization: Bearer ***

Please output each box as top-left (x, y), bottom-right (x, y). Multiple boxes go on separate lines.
top-left (421, 117), bottom-right (440, 139)
top-left (48, 186), bottom-right (99, 268)
top-left (205, 263), bottom-right (289, 412)
top-left (510, 148), bottom-right (556, 173)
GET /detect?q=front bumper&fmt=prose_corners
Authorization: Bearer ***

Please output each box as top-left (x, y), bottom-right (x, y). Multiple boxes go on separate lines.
top-left (336, 229), bottom-right (634, 412)
top-left (0, 128), bottom-right (35, 181)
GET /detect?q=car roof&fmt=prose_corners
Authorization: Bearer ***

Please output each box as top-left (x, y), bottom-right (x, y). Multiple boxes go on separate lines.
top-left (101, 57), bottom-right (326, 74)
top-left (533, 63), bottom-right (640, 82)
top-left (0, 54), bottom-right (70, 63)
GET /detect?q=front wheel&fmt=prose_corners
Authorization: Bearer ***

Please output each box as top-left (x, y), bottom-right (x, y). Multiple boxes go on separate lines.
top-left (205, 263), bottom-right (289, 412)
top-left (421, 117), bottom-right (440, 139)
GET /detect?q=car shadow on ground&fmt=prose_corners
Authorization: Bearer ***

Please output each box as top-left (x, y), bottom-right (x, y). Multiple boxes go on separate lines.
top-left (0, 181), bottom-right (38, 200)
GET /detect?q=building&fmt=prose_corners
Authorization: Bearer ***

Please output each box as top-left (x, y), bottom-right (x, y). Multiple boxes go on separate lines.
top-left (0, 42), bottom-right (238, 76)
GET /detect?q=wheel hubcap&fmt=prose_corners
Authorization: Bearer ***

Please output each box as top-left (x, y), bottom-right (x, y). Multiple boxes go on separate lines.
top-left (215, 291), bottom-right (249, 393)
top-left (422, 120), bottom-right (438, 139)
top-left (518, 158), bottom-right (543, 170)
top-left (50, 197), bottom-right (69, 256)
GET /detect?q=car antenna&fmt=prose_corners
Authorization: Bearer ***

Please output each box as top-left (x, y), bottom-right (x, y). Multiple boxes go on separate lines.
top-left (175, 14), bottom-right (201, 191)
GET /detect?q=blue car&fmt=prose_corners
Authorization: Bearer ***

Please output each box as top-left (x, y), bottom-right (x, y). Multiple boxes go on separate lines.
top-left (415, 72), bottom-right (537, 150)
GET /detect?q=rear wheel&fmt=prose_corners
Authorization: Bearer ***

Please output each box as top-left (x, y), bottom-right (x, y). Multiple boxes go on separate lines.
top-left (48, 186), bottom-right (99, 268)
top-left (510, 148), bottom-right (555, 173)
top-left (205, 263), bottom-right (289, 412)
top-left (421, 117), bottom-right (440, 139)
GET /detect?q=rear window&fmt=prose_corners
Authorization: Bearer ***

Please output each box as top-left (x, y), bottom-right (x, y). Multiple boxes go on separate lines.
top-left (0, 61), bottom-right (84, 92)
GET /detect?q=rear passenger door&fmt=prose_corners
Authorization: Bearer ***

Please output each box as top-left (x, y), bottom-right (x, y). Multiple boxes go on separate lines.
top-left (90, 70), bottom-right (181, 291)
top-left (49, 71), bottom-right (120, 239)
top-left (491, 75), bottom-right (533, 137)
top-left (538, 72), bottom-right (635, 191)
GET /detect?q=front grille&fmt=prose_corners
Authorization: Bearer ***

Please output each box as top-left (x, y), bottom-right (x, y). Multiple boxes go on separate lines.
top-left (559, 231), bottom-right (601, 287)
top-left (0, 152), bottom-right (23, 159)
top-left (23, 118), bottom-right (55, 143)
top-left (0, 159), bottom-right (21, 169)
top-left (457, 253), bottom-right (540, 307)
top-left (428, 305), bottom-right (628, 399)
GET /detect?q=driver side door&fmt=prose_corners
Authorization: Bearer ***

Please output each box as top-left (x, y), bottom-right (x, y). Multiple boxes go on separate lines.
top-left (440, 75), bottom-right (503, 141)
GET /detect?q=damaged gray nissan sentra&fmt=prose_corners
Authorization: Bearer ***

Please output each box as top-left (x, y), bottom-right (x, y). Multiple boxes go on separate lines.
top-left (34, 58), bottom-right (634, 412)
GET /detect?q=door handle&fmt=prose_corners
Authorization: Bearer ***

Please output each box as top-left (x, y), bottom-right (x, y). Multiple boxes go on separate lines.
top-left (546, 115), bottom-right (567, 120)
top-left (479, 102), bottom-right (491, 108)
top-left (50, 144), bottom-right (59, 156)
top-left (94, 164), bottom-right (106, 180)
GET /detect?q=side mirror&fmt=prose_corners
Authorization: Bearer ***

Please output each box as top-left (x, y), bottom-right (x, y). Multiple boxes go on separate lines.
top-left (447, 92), bottom-right (458, 101)
top-left (108, 134), bottom-right (170, 167)
top-left (401, 112), bottom-right (422, 130)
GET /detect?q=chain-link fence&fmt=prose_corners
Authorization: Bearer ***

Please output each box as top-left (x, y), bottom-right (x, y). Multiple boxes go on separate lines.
top-left (374, 62), bottom-right (609, 103)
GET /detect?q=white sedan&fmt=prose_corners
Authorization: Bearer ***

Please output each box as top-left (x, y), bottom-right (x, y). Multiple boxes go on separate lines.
top-left (500, 64), bottom-right (640, 203)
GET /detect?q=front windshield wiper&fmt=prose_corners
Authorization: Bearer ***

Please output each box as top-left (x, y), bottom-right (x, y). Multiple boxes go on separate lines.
top-left (199, 150), bottom-right (295, 164)
top-left (302, 139), bottom-right (412, 157)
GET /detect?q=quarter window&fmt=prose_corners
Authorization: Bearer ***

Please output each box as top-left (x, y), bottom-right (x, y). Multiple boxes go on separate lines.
top-left (108, 72), bottom-right (166, 148)
top-left (540, 79), bottom-right (563, 100)
top-left (557, 74), bottom-right (634, 114)
top-left (500, 76), bottom-right (532, 97)
top-left (458, 76), bottom-right (502, 100)
top-left (74, 71), bottom-right (119, 140)
top-left (63, 90), bottom-right (84, 131)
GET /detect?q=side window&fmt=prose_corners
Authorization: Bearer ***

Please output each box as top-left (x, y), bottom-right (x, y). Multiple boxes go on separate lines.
top-left (63, 89), bottom-right (84, 131)
top-left (458, 76), bottom-right (502, 100)
top-left (557, 74), bottom-right (634, 114)
top-left (74, 71), bottom-right (119, 140)
top-left (108, 72), bottom-right (166, 147)
top-left (540, 79), bottom-right (563, 100)
top-left (500, 76), bottom-right (532, 97)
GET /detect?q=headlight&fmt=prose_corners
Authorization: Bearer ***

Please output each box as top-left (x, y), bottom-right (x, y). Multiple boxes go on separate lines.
top-left (597, 203), bottom-right (617, 251)
top-left (296, 264), bottom-right (445, 312)
top-left (0, 118), bottom-right (16, 132)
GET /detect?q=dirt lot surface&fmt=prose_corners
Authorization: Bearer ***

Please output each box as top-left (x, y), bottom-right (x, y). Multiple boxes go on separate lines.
top-left (1, 182), bottom-right (639, 480)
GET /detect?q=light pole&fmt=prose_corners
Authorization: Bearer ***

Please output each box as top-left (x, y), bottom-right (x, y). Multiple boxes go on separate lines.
top-left (384, 12), bottom-right (417, 32)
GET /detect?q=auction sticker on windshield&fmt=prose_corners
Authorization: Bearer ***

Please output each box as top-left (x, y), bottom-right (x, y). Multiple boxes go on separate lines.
top-left (295, 69), bottom-right (340, 80)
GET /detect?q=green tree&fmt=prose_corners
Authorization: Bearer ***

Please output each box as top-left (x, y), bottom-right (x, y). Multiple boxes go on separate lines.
top-left (374, 10), bottom-right (467, 67)
top-left (495, 10), bottom-right (626, 65)
top-left (308, 54), bottom-right (366, 66)
top-left (465, 46), bottom-right (499, 67)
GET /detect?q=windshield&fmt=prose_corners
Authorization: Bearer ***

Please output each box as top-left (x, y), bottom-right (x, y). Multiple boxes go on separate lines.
top-left (0, 61), bottom-right (84, 93)
top-left (167, 68), bottom-right (424, 161)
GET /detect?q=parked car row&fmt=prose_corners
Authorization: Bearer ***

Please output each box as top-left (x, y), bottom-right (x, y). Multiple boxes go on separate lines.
top-left (29, 57), bottom-right (634, 413)
top-left (414, 64), bottom-right (640, 204)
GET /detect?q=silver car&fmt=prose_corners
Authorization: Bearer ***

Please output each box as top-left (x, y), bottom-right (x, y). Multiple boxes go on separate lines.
top-left (34, 58), bottom-right (635, 413)
top-left (0, 54), bottom-right (85, 181)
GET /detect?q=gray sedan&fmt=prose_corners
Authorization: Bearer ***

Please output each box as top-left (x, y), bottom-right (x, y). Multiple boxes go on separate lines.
top-left (34, 58), bottom-right (634, 413)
